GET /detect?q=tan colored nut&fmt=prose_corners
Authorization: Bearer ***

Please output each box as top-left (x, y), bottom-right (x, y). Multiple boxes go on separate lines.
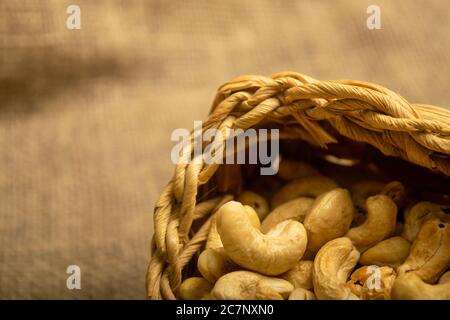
top-left (261, 197), bottom-right (314, 234)
top-left (398, 218), bottom-right (450, 283)
top-left (281, 260), bottom-right (313, 290)
top-left (402, 201), bottom-right (449, 242)
top-left (205, 205), bottom-right (260, 250)
top-left (345, 195), bottom-right (397, 252)
top-left (288, 288), bottom-right (316, 300)
top-left (179, 277), bottom-right (213, 300)
top-left (380, 181), bottom-right (406, 209)
top-left (391, 273), bottom-right (450, 300)
top-left (271, 176), bottom-right (338, 208)
top-left (211, 271), bottom-right (294, 300)
top-left (351, 180), bottom-right (384, 212)
top-left (237, 191), bottom-right (270, 220)
top-left (303, 189), bottom-right (354, 257)
top-left (348, 266), bottom-right (397, 300)
top-left (360, 236), bottom-right (411, 268)
top-left (438, 271), bottom-right (450, 285)
top-left (216, 201), bottom-right (307, 275)
top-left (197, 248), bottom-right (237, 283)
top-left (278, 159), bottom-right (321, 180)
top-left (312, 237), bottom-right (360, 300)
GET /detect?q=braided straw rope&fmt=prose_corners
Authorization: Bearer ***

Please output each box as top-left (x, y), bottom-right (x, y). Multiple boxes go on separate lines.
top-left (146, 72), bottom-right (450, 300)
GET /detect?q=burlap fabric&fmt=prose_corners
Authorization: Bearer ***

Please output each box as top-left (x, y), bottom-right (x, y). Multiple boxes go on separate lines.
top-left (0, 0), bottom-right (448, 299)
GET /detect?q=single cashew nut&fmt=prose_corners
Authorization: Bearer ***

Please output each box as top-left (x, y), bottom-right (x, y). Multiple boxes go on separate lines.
top-left (205, 205), bottom-right (260, 250)
top-left (216, 201), bottom-right (307, 275)
top-left (179, 277), bottom-right (213, 300)
top-left (348, 265), bottom-right (397, 300)
top-left (281, 260), bottom-right (313, 290)
top-left (438, 271), bottom-right (450, 285)
top-left (288, 288), bottom-right (316, 300)
top-left (197, 248), bottom-right (237, 283)
top-left (345, 195), bottom-right (397, 252)
top-left (211, 271), bottom-right (294, 300)
top-left (391, 273), bottom-right (450, 300)
top-left (278, 159), bottom-right (321, 180)
top-left (351, 180), bottom-right (385, 212)
top-left (381, 181), bottom-right (406, 209)
top-left (271, 176), bottom-right (338, 208)
top-left (312, 237), bottom-right (360, 300)
top-left (402, 201), bottom-right (450, 242)
top-left (237, 191), bottom-right (270, 220)
top-left (398, 218), bottom-right (450, 283)
top-left (303, 188), bottom-right (354, 257)
top-left (360, 236), bottom-right (411, 268)
top-left (261, 197), bottom-right (314, 233)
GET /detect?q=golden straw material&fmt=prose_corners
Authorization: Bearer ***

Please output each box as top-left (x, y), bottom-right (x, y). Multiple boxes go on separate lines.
top-left (146, 72), bottom-right (450, 300)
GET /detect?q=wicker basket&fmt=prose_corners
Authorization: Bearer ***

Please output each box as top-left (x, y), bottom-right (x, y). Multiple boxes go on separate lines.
top-left (146, 72), bottom-right (450, 300)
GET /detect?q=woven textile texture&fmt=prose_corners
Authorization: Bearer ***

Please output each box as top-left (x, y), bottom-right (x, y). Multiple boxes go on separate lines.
top-left (0, 0), bottom-right (449, 299)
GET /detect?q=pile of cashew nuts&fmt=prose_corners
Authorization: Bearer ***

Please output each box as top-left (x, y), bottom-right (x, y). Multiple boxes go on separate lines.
top-left (179, 159), bottom-right (450, 300)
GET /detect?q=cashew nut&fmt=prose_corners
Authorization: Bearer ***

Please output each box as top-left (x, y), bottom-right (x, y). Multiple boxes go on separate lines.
top-left (216, 201), bottom-right (307, 275)
top-left (398, 218), bottom-right (450, 283)
top-left (348, 266), bottom-right (396, 300)
top-left (288, 288), bottom-right (316, 300)
top-left (278, 159), bottom-right (321, 180)
top-left (237, 191), bottom-right (270, 220)
top-left (179, 277), bottom-right (213, 300)
top-left (351, 180), bottom-right (384, 212)
top-left (380, 181), bottom-right (406, 209)
top-left (438, 271), bottom-right (450, 285)
top-left (271, 176), bottom-right (338, 208)
top-left (205, 205), bottom-right (260, 250)
top-left (402, 201), bottom-right (450, 242)
top-left (359, 236), bottom-right (411, 268)
top-left (303, 189), bottom-right (354, 257)
top-left (345, 195), bottom-right (397, 252)
top-left (281, 260), bottom-right (313, 290)
top-left (391, 273), bottom-right (450, 300)
top-left (211, 271), bottom-right (294, 300)
top-left (261, 197), bottom-right (314, 234)
top-left (197, 248), bottom-right (237, 283)
top-left (312, 237), bottom-right (360, 300)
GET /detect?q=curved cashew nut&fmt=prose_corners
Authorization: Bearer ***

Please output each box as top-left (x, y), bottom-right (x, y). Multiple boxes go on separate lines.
top-left (402, 201), bottom-right (449, 242)
top-left (391, 273), bottom-right (450, 300)
top-left (271, 176), bottom-right (338, 208)
top-left (360, 236), bottom-right (411, 268)
top-left (261, 197), bottom-right (314, 234)
top-left (216, 201), bottom-right (307, 275)
top-left (351, 180), bottom-right (385, 212)
top-left (348, 266), bottom-right (397, 300)
top-left (345, 195), bottom-right (397, 252)
top-left (303, 189), bottom-right (354, 257)
top-left (380, 181), bottom-right (406, 209)
top-left (237, 191), bottom-right (270, 220)
top-left (278, 159), bottom-right (321, 180)
top-left (281, 260), bottom-right (313, 290)
top-left (398, 218), bottom-right (450, 283)
top-left (197, 248), bottom-right (237, 283)
top-left (206, 205), bottom-right (260, 250)
top-left (179, 277), bottom-right (213, 300)
top-left (288, 288), bottom-right (316, 300)
top-left (211, 271), bottom-right (294, 300)
top-left (312, 237), bottom-right (360, 300)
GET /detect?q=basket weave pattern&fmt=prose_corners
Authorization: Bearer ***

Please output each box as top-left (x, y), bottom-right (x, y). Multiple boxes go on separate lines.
top-left (146, 72), bottom-right (450, 300)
